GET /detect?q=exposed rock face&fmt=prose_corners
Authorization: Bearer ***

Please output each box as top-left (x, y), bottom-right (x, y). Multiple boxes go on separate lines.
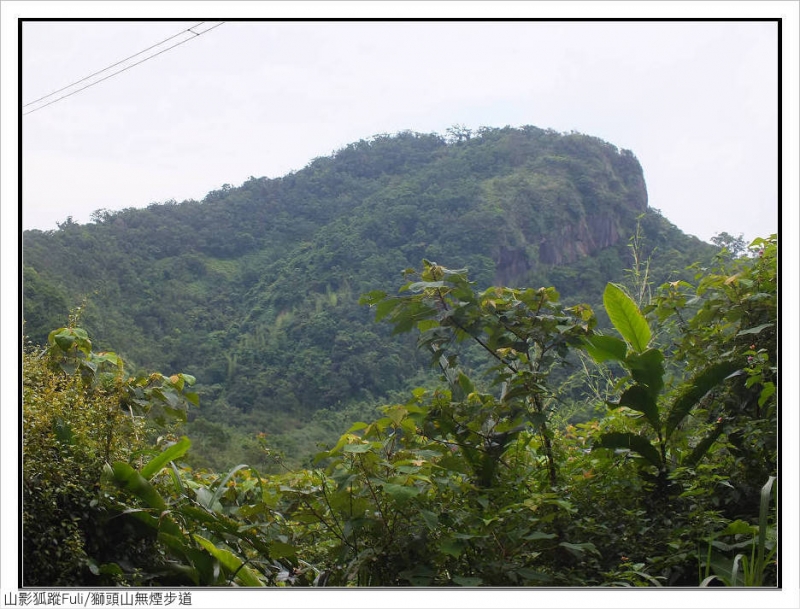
top-left (491, 144), bottom-right (648, 285)
top-left (617, 151), bottom-right (649, 214)
top-left (495, 246), bottom-right (532, 286)
top-left (538, 214), bottom-right (621, 266)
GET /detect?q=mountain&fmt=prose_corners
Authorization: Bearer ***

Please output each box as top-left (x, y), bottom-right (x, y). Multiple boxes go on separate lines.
top-left (22, 125), bottom-right (716, 467)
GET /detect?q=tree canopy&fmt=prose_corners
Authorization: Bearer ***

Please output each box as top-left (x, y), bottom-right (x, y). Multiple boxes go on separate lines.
top-left (22, 235), bottom-right (777, 586)
top-left (22, 126), bottom-right (716, 469)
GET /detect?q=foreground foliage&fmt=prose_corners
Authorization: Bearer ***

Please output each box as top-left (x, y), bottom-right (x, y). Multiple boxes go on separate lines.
top-left (22, 236), bottom-right (777, 586)
top-left (22, 319), bottom-right (198, 585)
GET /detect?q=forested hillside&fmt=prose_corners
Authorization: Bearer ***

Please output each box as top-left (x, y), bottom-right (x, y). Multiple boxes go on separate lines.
top-left (21, 125), bottom-right (777, 588)
top-left (24, 126), bottom-right (714, 468)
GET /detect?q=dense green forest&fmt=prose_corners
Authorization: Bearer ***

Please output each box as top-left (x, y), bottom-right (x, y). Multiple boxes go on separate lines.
top-left (22, 126), bottom-right (777, 587)
top-left (23, 126), bottom-right (716, 470)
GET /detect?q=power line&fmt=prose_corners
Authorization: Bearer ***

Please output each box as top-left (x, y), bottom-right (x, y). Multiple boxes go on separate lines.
top-left (23, 22), bottom-right (208, 108)
top-left (23, 22), bottom-right (224, 116)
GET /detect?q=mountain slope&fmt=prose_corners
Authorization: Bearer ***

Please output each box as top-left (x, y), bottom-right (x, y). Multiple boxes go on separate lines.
top-left (22, 125), bottom-right (716, 464)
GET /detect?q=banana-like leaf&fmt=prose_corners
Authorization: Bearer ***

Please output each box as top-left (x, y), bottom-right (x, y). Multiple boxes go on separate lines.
top-left (169, 462), bottom-right (185, 495)
top-left (593, 432), bottom-right (662, 470)
top-left (192, 535), bottom-right (265, 587)
top-left (157, 532), bottom-right (218, 585)
top-left (603, 283), bottom-right (651, 353)
top-left (110, 461), bottom-right (166, 511)
top-left (179, 505), bottom-right (274, 558)
top-left (664, 361), bottom-right (740, 440)
top-left (706, 551), bottom-right (744, 586)
top-left (208, 464), bottom-right (249, 510)
top-left (121, 506), bottom-right (183, 538)
top-left (141, 436), bottom-right (191, 480)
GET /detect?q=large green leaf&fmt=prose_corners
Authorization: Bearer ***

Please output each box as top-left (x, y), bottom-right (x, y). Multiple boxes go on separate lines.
top-left (192, 535), bottom-right (265, 587)
top-left (559, 541), bottom-right (600, 558)
top-left (439, 537), bottom-right (466, 558)
top-left (625, 348), bottom-right (665, 399)
top-left (178, 505), bottom-right (273, 557)
top-left (342, 442), bottom-right (374, 453)
top-left (706, 551), bottom-right (745, 586)
top-left (208, 463), bottom-right (250, 510)
top-left (157, 532), bottom-right (215, 585)
top-left (456, 371), bottom-right (475, 397)
top-left (612, 384), bottom-right (660, 431)
top-left (522, 531), bottom-right (557, 541)
top-left (51, 329), bottom-right (76, 351)
top-left (664, 360), bottom-right (740, 440)
top-left (374, 297), bottom-right (400, 322)
top-left (419, 509), bottom-right (439, 530)
top-left (382, 482), bottom-right (420, 504)
top-left (737, 323), bottom-right (774, 336)
top-left (593, 432), bottom-right (662, 470)
top-left (121, 506), bottom-right (183, 538)
top-left (141, 436), bottom-right (191, 480)
top-left (603, 283), bottom-right (651, 353)
top-left (583, 334), bottom-right (628, 363)
top-left (406, 280), bottom-right (446, 292)
top-left (109, 461), bottom-right (166, 511)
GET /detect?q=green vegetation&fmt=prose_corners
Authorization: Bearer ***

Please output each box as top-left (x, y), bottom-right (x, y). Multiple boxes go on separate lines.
top-left (22, 233), bottom-right (777, 586)
top-left (23, 126), bottom-right (714, 470)
top-left (21, 126), bottom-right (776, 586)
top-left (22, 319), bottom-right (198, 585)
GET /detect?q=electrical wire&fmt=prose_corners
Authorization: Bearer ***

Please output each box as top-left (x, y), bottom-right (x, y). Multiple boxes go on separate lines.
top-left (23, 21), bottom-right (224, 116)
top-left (23, 22), bottom-right (207, 108)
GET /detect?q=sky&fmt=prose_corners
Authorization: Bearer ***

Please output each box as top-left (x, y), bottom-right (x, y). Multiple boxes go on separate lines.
top-left (17, 15), bottom-right (780, 244)
top-left (3, 3), bottom-right (799, 608)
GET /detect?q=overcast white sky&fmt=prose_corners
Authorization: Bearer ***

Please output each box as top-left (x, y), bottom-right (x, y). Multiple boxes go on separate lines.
top-left (18, 16), bottom-right (779, 243)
